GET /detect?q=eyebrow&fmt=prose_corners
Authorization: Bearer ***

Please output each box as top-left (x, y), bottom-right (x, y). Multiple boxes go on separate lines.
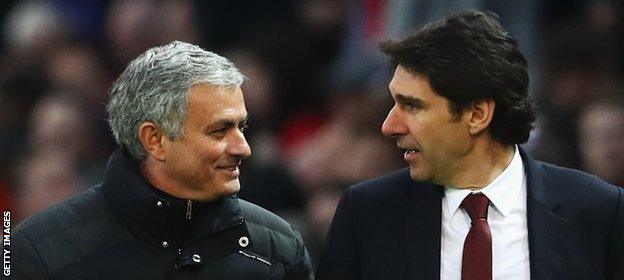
top-left (394, 94), bottom-right (425, 107)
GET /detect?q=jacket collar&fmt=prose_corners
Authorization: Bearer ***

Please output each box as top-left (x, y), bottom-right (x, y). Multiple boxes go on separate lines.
top-left (520, 148), bottom-right (566, 280)
top-left (101, 148), bottom-right (245, 248)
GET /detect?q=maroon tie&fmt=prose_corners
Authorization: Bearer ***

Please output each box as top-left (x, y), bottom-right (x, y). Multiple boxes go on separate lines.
top-left (461, 193), bottom-right (492, 280)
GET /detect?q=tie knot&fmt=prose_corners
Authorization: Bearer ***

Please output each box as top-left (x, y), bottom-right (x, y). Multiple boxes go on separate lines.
top-left (461, 193), bottom-right (490, 221)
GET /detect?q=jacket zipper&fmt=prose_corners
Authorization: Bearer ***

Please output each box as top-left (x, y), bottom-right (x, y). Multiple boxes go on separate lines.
top-left (238, 250), bottom-right (271, 266)
top-left (186, 200), bottom-right (192, 220)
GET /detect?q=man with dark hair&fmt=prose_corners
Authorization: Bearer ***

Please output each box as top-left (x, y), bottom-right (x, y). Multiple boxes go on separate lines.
top-left (12, 41), bottom-right (313, 279)
top-left (578, 96), bottom-right (624, 188)
top-left (316, 11), bottom-right (623, 280)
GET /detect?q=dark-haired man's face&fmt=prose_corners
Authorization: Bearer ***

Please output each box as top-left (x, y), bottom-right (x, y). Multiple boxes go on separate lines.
top-left (382, 66), bottom-right (472, 185)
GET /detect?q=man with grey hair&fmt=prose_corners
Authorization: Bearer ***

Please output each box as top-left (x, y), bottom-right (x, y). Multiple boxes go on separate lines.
top-left (12, 41), bottom-right (313, 279)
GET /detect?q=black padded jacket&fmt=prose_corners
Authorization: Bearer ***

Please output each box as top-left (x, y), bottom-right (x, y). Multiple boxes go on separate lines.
top-left (12, 149), bottom-right (313, 280)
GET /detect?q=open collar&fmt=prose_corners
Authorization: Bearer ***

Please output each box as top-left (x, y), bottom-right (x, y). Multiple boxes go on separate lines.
top-left (444, 146), bottom-right (525, 219)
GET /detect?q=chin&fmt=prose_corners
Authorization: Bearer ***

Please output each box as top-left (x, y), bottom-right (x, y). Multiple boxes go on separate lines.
top-left (195, 180), bottom-right (240, 201)
top-left (408, 168), bottom-right (430, 183)
top-left (222, 180), bottom-right (241, 196)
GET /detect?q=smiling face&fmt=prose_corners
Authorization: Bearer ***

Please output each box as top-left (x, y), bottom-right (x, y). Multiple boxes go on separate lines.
top-left (381, 66), bottom-right (472, 185)
top-left (160, 83), bottom-right (251, 201)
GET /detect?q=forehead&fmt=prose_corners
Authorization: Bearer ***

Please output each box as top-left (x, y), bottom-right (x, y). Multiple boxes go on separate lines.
top-left (186, 83), bottom-right (246, 122)
top-left (388, 66), bottom-right (437, 99)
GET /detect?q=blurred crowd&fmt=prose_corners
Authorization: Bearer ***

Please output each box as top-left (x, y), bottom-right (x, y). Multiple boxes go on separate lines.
top-left (0, 0), bottom-right (622, 266)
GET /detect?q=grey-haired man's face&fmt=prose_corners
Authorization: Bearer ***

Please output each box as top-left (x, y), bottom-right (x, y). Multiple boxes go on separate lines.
top-left (159, 83), bottom-right (251, 201)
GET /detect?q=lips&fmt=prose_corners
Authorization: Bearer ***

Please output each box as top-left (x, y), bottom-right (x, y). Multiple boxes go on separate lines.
top-left (399, 146), bottom-right (421, 161)
top-left (218, 165), bottom-right (239, 171)
top-left (216, 164), bottom-right (241, 177)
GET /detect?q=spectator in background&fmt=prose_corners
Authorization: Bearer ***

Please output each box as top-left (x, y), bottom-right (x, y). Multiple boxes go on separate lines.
top-left (0, 0), bottom-right (68, 184)
top-left (527, 0), bottom-right (622, 169)
top-left (15, 151), bottom-right (79, 222)
top-left (45, 44), bottom-right (117, 163)
top-left (28, 94), bottom-right (103, 186)
top-left (11, 94), bottom-right (88, 221)
top-left (578, 95), bottom-right (624, 187)
top-left (105, 0), bottom-right (199, 72)
top-left (12, 41), bottom-right (313, 279)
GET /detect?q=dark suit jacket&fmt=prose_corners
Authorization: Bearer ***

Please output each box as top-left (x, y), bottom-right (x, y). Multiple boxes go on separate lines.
top-left (316, 150), bottom-right (624, 280)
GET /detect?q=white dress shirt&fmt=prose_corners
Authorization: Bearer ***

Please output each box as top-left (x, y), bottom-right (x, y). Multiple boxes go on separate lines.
top-left (440, 147), bottom-right (530, 280)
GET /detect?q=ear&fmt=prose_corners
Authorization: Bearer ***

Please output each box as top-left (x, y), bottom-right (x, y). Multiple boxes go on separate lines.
top-left (468, 99), bottom-right (495, 136)
top-left (138, 122), bottom-right (167, 161)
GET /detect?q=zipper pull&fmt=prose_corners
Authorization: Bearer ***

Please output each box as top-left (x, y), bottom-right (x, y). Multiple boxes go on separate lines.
top-left (186, 200), bottom-right (192, 220)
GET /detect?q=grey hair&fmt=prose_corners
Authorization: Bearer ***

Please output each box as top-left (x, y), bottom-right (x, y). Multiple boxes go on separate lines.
top-left (106, 41), bottom-right (245, 161)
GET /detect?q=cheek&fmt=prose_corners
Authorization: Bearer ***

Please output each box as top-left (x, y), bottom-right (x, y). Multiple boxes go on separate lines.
top-left (407, 123), bottom-right (437, 148)
top-left (165, 143), bottom-right (189, 167)
top-left (195, 143), bottom-right (227, 165)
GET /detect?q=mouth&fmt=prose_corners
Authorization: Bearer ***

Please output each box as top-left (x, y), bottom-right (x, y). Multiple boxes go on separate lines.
top-left (399, 146), bottom-right (421, 161)
top-left (216, 164), bottom-right (241, 177)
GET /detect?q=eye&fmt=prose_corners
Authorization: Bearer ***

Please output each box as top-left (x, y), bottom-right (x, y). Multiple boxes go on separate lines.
top-left (211, 128), bottom-right (227, 137)
top-left (403, 102), bottom-right (421, 112)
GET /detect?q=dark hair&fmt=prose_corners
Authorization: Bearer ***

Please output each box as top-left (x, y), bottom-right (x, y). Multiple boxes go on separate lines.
top-left (379, 11), bottom-right (534, 145)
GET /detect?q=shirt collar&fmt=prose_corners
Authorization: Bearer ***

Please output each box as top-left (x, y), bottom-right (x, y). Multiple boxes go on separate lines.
top-left (444, 146), bottom-right (525, 219)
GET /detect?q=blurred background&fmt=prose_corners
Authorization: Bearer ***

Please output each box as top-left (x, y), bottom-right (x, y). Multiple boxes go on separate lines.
top-left (0, 0), bottom-right (622, 267)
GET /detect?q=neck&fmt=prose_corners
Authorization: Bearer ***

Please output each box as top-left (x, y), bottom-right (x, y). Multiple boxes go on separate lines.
top-left (140, 158), bottom-right (191, 201)
top-left (444, 139), bottom-right (515, 190)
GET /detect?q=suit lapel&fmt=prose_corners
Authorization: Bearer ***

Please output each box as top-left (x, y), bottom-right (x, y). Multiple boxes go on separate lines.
top-left (521, 149), bottom-right (566, 280)
top-left (404, 180), bottom-right (444, 280)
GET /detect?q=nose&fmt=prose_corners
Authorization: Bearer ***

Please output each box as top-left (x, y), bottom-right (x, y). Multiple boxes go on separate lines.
top-left (227, 129), bottom-right (252, 159)
top-left (381, 106), bottom-right (408, 138)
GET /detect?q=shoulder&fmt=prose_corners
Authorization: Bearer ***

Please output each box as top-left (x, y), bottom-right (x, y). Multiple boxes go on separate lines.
top-left (347, 168), bottom-right (434, 206)
top-left (14, 186), bottom-right (128, 273)
top-left (521, 147), bottom-right (620, 201)
top-left (16, 186), bottom-right (108, 236)
top-left (528, 158), bottom-right (623, 222)
top-left (536, 160), bottom-right (620, 200)
top-left (331, 168), bottom-right (440, 228)
top-left (238, 199), bottom-right (299, 239)
top-left (350, 168), bottom-right (414, 197)
top-left (238, 199), bottom-right (305, 265)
